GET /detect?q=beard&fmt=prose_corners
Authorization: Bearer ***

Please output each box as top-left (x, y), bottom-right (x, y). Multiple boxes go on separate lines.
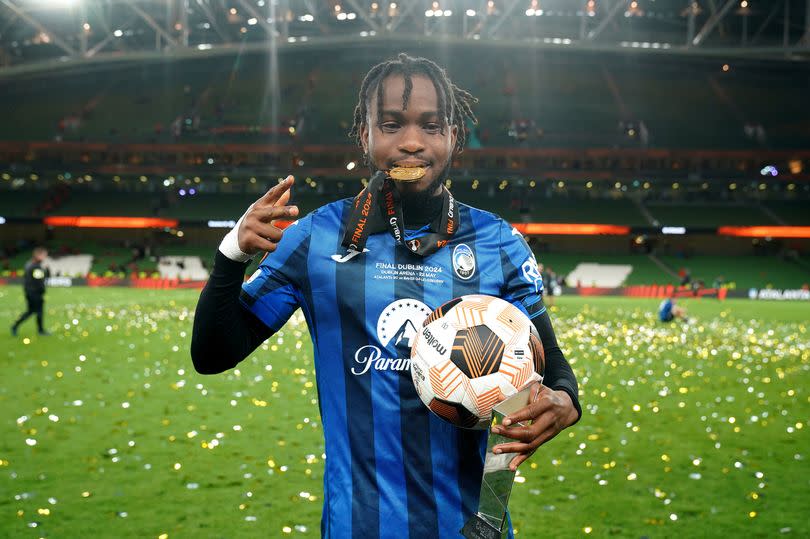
top-left (396, 161), bottom-right (450, 225)
top-left (399, 167), bottom-right (446, 206)
top-left (366, 156), bottom-right (451, 209)
top-left (364, 154), bottom-right (452, 225)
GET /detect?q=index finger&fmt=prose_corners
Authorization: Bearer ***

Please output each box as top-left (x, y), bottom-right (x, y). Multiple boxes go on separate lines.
top-left (502, 396), bottom-right (553, 427)
top-left (502, 382), bottom-right (544, 427)
top-left (257, 175), bottom-right (295, 207)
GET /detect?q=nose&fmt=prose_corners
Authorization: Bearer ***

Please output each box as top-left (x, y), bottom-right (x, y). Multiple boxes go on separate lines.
top-left (397, 125), bottom-right (425, 154)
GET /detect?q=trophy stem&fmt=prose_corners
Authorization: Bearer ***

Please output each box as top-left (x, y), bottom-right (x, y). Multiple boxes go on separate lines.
top-left (461, 385), bottom-right (535, 539)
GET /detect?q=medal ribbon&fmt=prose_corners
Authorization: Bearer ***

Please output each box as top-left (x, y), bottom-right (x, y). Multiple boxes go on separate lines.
top-left (341, 170), bottom-right (459, 257)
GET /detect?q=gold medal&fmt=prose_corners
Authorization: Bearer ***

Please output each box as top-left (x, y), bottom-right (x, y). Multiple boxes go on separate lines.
top-left (388, 166), bottom-right (426, 182)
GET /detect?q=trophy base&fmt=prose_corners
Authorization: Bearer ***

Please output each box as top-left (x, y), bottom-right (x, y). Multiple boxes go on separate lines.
top-left (461, 513), bottom-right (504, 539)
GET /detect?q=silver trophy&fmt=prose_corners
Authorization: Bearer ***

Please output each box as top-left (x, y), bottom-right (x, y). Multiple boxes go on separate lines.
top-left (461, 385), bottom-right (535, 539)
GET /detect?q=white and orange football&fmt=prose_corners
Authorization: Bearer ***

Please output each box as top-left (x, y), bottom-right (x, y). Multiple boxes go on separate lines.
top-left (409, 294), bottom-right (545, 430)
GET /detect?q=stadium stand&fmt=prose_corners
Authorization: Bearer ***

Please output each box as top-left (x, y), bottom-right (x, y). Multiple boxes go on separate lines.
top-left (157, 256), bottom-right (209, 280)
top-left (2, 48), bottom-right (808, 149)
top-left (2, 183), bottom-right (661, 225)
top-left (0, 190), bottom-right (44, 217)
top-left (660, 255), bottom-right (810, 290)
top-left (565, 262), bottom-right (634, 288)
top-left (1, 44), bottom-right (807, 293)
top-left (609, 62), bottom-right (750, 149)
top-left (536, 253), bottom-right (671, 286)
top-left (51, 192), bottom-right (164, 217)
top-left (762, 201), bottom-right (810, 225)
top-left (43, 254), bottom-right (92, 277)
top-left (644, 202), bottom-right (778, 226)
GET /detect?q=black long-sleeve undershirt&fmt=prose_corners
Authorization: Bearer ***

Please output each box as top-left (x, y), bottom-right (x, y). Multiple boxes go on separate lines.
top-left (531, 303), bottom-right (582, 421)
top-left (191, 251), bottom-right (271, 374)
top-left (191, 250), bottom-right (581, 420)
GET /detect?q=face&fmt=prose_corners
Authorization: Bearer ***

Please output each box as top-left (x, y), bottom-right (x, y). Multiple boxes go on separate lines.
top-left (360, 73), bottom-right (457, 199)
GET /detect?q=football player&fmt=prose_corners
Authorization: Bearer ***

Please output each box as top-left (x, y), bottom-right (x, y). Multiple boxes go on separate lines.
top-left (192, 54), bottom-right (580, 538)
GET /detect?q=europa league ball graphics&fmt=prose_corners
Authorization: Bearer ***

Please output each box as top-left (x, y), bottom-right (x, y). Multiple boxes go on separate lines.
top-left (410, 295), bottom-right (545, 429)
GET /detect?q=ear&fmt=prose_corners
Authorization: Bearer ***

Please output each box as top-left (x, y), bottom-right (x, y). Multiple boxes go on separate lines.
top-left (360, 121), bottom-right (370, 155)
top-left (449, 123), bottom-right (458, 153)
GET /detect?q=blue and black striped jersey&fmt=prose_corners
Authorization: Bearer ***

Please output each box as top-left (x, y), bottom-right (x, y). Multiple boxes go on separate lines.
top-left (240, 198), bottom-right (545, 539)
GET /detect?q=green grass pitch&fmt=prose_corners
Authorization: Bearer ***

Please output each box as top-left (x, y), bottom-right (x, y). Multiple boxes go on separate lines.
top-left (1, 287), bottom-right (808, 538)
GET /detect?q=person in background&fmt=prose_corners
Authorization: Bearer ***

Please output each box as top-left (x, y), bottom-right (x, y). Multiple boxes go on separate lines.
top-left (658, 296), bottom-right (686, 323)
top-left (679, 268), bottom-right (692, 286)
top-left (11, 246), bottom-right (51, 337)
top-left (539, 263), bottom-right (557, 306)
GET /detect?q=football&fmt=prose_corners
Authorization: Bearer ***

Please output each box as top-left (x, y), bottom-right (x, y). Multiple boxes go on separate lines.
top-left (409, 294), bottom-right (545, 429)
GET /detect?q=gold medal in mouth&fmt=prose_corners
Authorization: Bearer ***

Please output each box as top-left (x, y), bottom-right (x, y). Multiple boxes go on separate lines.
top-left (388, 166), bottom-right (426, 182)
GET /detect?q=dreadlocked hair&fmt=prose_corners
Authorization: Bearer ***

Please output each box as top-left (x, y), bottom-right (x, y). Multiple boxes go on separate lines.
top-left (349, 53), bottom-right (478, 154)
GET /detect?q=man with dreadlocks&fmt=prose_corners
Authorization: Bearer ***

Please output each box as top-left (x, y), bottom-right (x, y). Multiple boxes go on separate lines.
top-left (192, 53), bottom-right (580, 538)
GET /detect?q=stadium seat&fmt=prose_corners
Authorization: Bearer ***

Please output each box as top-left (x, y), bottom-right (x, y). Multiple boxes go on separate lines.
top-left (566, 263), bottom-right (634, 288)
top-left (43, 254), bottom-right (93, 277)
top-left (157, 256), bottom-right (209, 280)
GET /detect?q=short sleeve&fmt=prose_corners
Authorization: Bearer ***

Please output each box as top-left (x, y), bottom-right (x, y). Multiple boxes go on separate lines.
top-left (498, 221), bottom-right (546, 320)
top-left (239, 215), bottom-right (312, 332)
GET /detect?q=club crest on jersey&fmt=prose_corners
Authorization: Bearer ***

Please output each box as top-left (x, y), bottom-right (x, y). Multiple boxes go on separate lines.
top-left (452, 243), bottom-right (476, 280)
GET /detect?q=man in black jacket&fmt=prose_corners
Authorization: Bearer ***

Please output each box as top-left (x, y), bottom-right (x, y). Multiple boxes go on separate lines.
top-left (11, 246), bottom-right (51, 336)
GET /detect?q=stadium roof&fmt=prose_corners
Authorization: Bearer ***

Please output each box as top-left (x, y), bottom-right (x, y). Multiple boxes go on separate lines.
top-left (1, 0), bottom-right (809, 76)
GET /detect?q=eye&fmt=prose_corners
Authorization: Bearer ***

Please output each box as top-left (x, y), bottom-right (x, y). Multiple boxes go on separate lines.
top-left (424, 123), bottom-right (442, 133)
top-left (380, 121), bottom-right (399, 132)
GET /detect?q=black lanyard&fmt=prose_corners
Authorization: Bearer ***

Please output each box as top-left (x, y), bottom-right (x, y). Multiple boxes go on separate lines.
top-left (341, 171), bottom-right (459, 257)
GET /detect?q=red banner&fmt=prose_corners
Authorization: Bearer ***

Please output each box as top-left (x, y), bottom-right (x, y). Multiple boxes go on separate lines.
top-left (512, 223), bottom-right (631, 236)
top-left (718, 226), bottom-right (810, 239)
top-left (44, 216), bottom-right (179, 228)
top-left (567, 285), bottom-right (726, 299)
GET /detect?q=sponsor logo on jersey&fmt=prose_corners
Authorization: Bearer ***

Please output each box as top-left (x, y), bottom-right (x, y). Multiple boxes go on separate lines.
top-left (452, 243), bottom-right (475, 280)
top-left (446, 192), bottom-right (455, 233)
top-left (521, 256), bottom-right (543, 293)
top-left (351, 298), bottom-right (431, 376)
top-left (376, 299), bottom-right (431, 348)
top-left (331, 248), bottom-right (370, 263)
